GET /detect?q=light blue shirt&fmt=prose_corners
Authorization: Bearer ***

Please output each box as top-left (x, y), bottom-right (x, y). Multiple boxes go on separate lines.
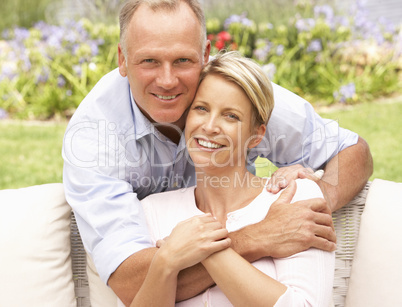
top-left (62, 68), bottom-right (358, 284)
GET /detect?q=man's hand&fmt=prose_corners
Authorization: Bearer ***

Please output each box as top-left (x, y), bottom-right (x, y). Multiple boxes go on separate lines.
top-left (267, 164), bottom-right (323, 194)
top-left (231, 180), bottom-right (336, 261)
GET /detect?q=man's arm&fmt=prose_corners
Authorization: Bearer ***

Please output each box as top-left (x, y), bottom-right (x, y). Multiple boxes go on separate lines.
top-left (320, 136), bottom-right (373, 211)
top-left (109, 248), bottom-right (216, 305)
top-left (267, 136), bottom-right (373, 212)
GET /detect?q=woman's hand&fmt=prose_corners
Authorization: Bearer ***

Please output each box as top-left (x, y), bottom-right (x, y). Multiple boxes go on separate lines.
top-left (156, 213), bottom-right (231, 273)
top-left (267, 164), bottom-right (324, 194)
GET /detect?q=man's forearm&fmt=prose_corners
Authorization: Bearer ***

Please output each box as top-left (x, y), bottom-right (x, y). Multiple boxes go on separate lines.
top-left (108, 247), bottom-right (215, 305)
top-left (322, 137), bottom-right (373, 211)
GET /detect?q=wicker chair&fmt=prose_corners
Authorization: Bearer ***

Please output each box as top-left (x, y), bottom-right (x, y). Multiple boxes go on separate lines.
top-left (70, 182), bottom-right (371, 307)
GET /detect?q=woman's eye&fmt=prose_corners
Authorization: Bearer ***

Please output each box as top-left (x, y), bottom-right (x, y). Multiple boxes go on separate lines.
top-left (194, 106), bottom-right (207, 112)
top-left (227, 113), bottom-right (240, 121)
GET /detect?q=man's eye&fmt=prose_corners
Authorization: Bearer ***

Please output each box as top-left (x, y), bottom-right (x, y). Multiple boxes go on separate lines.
top-left (143, 59), bottom-right (154, 63)
top-left (177, 58), bottom-right (189, 63)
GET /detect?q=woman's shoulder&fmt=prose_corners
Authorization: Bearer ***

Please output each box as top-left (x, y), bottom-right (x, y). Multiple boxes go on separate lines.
top-left (293, 178), bottom-right (324, 200)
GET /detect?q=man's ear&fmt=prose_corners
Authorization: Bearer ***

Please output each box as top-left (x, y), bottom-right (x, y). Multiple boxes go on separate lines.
top-left (118, 43), bottom-right (127, 77)
top-left (248, 124), bottom-right (266, 149)
top-left (203, 40), bottom-right (211, 64)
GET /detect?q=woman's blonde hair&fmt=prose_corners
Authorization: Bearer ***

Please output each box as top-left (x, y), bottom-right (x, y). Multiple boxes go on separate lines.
top-left (199, 51), bottom-right (274, 127)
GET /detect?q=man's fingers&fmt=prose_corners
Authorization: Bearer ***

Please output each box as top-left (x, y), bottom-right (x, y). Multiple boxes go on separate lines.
top-left (313, 223), bottom-right (337, 243)
top-left (156, 239), bottom-right (165, 248)
top-left (310, 236), bottom-right (337, 252)
top-left (275, 179), bottom-right (297, 204)
top-left (313, 211), bottom-right (335, 230)
top-left (300, 169), bottom-right (324, 183)
top-left (307, 197), bottom-right (332, 215)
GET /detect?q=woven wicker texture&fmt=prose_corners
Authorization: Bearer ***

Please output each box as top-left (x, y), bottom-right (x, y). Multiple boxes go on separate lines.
top-left (332, 181), bottom-right (370, 306)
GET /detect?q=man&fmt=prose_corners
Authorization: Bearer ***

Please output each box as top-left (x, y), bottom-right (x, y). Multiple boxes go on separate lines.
top-left (62, 0), bottom-right (372, 305)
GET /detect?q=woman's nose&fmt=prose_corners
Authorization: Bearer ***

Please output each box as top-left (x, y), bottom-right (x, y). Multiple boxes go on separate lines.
top-left (202, 116), bottom-right (220, 135)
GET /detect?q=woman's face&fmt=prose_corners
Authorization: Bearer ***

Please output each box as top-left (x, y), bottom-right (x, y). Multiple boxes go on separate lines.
top-left (185, 74), bottom-right (263, 170)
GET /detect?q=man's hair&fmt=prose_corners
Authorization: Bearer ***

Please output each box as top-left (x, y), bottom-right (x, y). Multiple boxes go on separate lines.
top-left (199, 51), bottom-right (274, 127)
top-left (119, 0), bottom-right (206, 57)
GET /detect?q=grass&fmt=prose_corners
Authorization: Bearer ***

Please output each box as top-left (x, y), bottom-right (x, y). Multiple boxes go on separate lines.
top-left (1, 97), bottom-right (401, 190)
top-left (318, 97), bottom-right (402, 182)
top-left (256, 96), bottom-right (402, 183)
top-left (0, 121), bottom-right (66, 189)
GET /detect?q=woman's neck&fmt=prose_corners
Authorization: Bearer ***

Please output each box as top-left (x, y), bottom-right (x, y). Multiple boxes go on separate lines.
top-left (194, 167), bottom-right (266, 225)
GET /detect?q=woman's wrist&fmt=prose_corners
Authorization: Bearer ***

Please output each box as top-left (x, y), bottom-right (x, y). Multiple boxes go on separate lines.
top-left (152, 247), bottom-right (181, 279)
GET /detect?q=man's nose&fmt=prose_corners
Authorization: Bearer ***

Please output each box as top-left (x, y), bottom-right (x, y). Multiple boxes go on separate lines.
top-left (156, 64), bottom-right (179, 89)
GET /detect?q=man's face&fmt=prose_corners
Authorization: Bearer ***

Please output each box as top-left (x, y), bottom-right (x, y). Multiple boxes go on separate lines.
top-left (118, 2), bottom-right (210, 128)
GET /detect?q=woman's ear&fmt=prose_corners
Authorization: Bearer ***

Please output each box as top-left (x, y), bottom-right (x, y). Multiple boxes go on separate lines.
top-left (248, 124), bottom-right (266, 149)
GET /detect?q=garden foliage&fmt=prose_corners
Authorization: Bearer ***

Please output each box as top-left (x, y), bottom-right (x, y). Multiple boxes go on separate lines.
top-left (0, 0), bottom-right (401, 119)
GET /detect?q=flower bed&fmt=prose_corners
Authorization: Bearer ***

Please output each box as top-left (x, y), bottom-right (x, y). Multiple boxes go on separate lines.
top-left (0, 2), bottom-right (401, 119)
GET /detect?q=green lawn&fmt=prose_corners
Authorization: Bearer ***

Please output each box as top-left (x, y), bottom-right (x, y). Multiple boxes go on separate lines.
top-left (1, 98), bottom-right (401, 190)
top-left (319, 97), bottom-right (402, 182)
top-left (0, 121), bottom-right (67, 189)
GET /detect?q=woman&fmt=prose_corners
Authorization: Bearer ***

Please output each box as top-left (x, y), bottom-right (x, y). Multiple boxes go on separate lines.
top-left (130, 51), bottom-right (335, 306)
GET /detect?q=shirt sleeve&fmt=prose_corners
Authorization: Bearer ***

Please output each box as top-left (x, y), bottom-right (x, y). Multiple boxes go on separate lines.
top-left (274, 179), bottom-right (335, 306)
top-left (62, 118), bottom-right (153, 285)
top-left (250, 82), bottom-right (358, 170)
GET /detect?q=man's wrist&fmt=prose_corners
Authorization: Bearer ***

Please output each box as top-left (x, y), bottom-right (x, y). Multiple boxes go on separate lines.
top-left (228, 225), bottom-right (268, 262)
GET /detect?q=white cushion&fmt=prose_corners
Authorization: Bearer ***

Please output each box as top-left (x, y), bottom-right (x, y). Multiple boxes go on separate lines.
top-left (345, 179), bottom-right (402, 306)
top-left (87, 253), bottom-right (119, 307)
top-left (0, 183), bottom-right (75, 307)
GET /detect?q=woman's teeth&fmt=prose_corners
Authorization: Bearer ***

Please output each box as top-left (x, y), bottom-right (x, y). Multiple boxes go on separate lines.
top-left (198, 139), bottom-right (223, 149)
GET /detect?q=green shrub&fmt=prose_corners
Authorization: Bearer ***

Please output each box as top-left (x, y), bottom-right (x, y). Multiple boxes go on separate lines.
top-left (0, 19), bottom-right (119, 119)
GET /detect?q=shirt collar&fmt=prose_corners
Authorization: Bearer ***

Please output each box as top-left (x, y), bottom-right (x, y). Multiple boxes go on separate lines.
top-left (130, 90), bottom-right (186, 149)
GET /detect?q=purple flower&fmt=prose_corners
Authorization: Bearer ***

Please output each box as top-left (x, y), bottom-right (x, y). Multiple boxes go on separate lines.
top-left (0, 63), bottom-right (17, 81)
top-left (314, 5), bottom-right (334, 21)
top-left (88, 41), bottom-right (99, 56)
top-left (224, 13), bottom-right (253, 29)
top-left (334, 83), bottom-right (356, 102)
top-left (253, 39), bottom-right (272, 61)
top-left (262, 63), bottom-right (276, 80)
top-left (295, 18), bottom-right (315, 32)
top-left (36, 67), bottom-right (50, 83)
top-left (73, 65), bottom-right (82, 76)
top-left (57, 75), bottom-right (66, 87)
top-left (307, 39), bottom-right (322, 53)
top-left (14, 27), bottom-right (30, 41)
top-left (0, 108), bottom-right (8, 120)
top-left (276, 44), bottom-right (284, 56)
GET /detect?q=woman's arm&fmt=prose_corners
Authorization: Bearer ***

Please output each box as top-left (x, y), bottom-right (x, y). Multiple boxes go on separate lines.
top-left (202, 246), bottom-right (334, 306)
top-left (202, 248), bottom-right (287, 306)
top-left (130, 247), bottom-right (178, 307)
top-left (130, 214), bottom-right (231, 306)
top-left (201, 180), bottom-right (335, 306)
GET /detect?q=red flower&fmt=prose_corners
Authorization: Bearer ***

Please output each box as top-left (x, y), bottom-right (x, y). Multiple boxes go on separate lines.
top-left (229, 42), bottom-right (238, 50)
top-left (215, 40), bottom-right (225, 50)
top-left (217, 31), bottom-right (231, 42)
top-left (207, 34), bottom-right (215, 41)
